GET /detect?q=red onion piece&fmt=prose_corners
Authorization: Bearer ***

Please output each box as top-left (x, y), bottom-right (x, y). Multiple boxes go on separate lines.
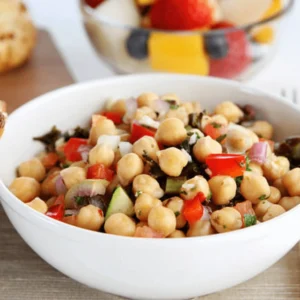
top-left (78, 144), bottom-right (92, 162)
top-left (153, 99), bottom-right (170, 115)
top-left (249, 142), bottom-right (268, 164)
top-left (55, 175), bottom-right (67, 195)
top-left (123, 97), bottom-right (137, 123)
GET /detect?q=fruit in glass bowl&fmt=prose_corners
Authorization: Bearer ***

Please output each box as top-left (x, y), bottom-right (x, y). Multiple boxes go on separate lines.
top-left (80, 0), bottom-right (294, 80)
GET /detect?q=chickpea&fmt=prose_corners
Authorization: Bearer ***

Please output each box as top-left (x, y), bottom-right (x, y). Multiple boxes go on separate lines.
top-left (248, 121), bottom-right (273, 140)
top-left (209, 176), bottom-right (237, 205)
top-left (181, 102), bottom-right (201, 114)
top-left (41, 169), bottom-right (60, 197)
top-left (89, 144), bottom-right (115, 167)
top-left (163, 197), bottom-right (186, 229)
top-left (157, 148), bottom-right (188, 177)
top-left (134, 193), bottom-right (162, 221)
top-left (134, 106), bottom-right (157, 121)
top-left (254, 200), bottom-right (272, 218)
top-left (26, 197), bottom-right (48, 214)
top-left (168, 230), bottom-right (185, 238)
top-left (240, 172), bottom-right (270, 204)
top-left (89, 118), bottom-right (116, 145)
top-left (132, 174), bottom-right (164, 199)
top-left (137, 92), bottom-right (158, 108)
top-left (187, 220), bottom-right (215, 237)
top-left (249, 162), bottom-right (263, 175)
top-left (76, 204), bottom-right (105, 231)
top-left (282, 168), bottom-right (300, 196)
top-left (60, 167), bottom-right (86, 189)
top-left (9, 177), bottom-right (41, 203)
top-left (262, 204), bottom-right (285, 222)
top-left (165, 106), bottom-right (189, 126)
top-left (262, 155), bottom-right (290, 182)
top-left (226, 128), bottom-right (254, 153)
top-left (148, 206), bottom-right (176, 237)
top-left (110, 99), bottom-right (126, 117)
top-left (268, 187), bottom-right (281, 204)
top-left (161, 93), bottom-right (181, 104)
top-left (18, 158), bottom-right (46, 182)
top-left (155, 118), bottom-right (187, 146)
top-left (133, 136), bottom-right (159, 162)
top-left (273, 178), bottom-right (289, 197)
top-left (117, 153), bottom-right (144, 186)
top-left (193, 136), bottom-right (222, 163)
top-left (211, 207), bottom-right (243, 233)
top-left (214, 101), bottom-right (244, 123)
top-left (104, 213), bottom-right (136, 237)
top-left (278, 196), bottom-right (300, 211)
top-left (180, 176), bottom-right (210, 200)
top-left (136, 221), bottom-right (148, 228)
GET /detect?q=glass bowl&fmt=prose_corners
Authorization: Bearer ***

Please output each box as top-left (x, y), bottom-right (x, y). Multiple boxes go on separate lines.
top-left (80, 0), bottom-right (294, 80)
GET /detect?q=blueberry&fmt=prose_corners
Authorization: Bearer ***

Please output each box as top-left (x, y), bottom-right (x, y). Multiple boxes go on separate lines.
top-left (204, 34), bottom-right (229, 59)
top-left (126, 29), bottom-right (150, 60)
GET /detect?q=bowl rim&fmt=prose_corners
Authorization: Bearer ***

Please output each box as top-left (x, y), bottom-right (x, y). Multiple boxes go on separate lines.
top-left (1, 73), bottom-right (300, 244)
top-left (79, 0), bottom-right (295, 35)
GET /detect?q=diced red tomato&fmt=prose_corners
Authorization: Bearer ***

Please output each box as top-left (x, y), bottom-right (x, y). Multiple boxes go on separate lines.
top-left (64, 138), bottom-right (88, 162)
top-left (259, 138), bottom-right (274, 152)
top-left (134, 226), bottom-right (164, 238)
top-left (206, 154), bottom-right (246, 177)
top-left (183, 192), bottom-right (205, 224)
top-left (101, 111), bottom-right (123, 125)
top-left (41, 152), bottom-right (59, 169)
top-left (87, 163), bottom-right (114, 181)
top-left (46, 204), bottom-right (64, 221)
top-left (204, 122), bottom-right (228, 141)
top-left (53, 194), bottom-right (65, 206)
top-left (234, 200), bottom-right (255, 227)
top-left (130, 123), bottom-right (155, 144)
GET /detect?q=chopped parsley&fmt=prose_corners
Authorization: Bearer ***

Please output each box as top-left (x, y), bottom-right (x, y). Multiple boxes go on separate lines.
top-left (216, 134), bottom-right (227, 143)
top-left (174, 211), bottom-right (180, 217)
top-left (244, 214), bottom-right (257, 227)
top-left (180, 190), bottom-right (188, 195)
top-left (211, 122), bottom-right (222, 129)
top-left (170, 104), bottom-right (179, 110)
top-left (207, 191), bottom-right (212, 201)
top-left (75, 196), bottom-right (84, 206)
top-left (235, 176), bottom-right (243, 186)
top-left (33, 126), bottom-right (62, 152)
top-left (259, 194), bottom-right (268, 200)
top-left (62, 163), bottom-right (70, 169)
top-left (246, 156), bottom-right (252, 171)
top-left (135, 190), bottom-right (143, 197)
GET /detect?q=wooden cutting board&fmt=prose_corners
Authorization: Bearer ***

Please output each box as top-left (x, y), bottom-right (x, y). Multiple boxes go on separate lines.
top-left (0, 30), bottom-right (299, 300)
top-left (0, 29), bottom-right (74, 113)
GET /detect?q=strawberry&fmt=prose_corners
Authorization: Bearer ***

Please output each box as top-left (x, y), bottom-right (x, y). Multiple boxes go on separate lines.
top-left (209, 22), bottom-right (251, 79)
top-left (150, 0), bottom-right (215, 30)
top-left (85, 0), bottom-right (104, 8)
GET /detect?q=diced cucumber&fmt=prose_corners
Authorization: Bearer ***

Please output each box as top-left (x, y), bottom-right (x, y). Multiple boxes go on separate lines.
top-left (165, 176), bottom-right (187, 194)
top-left (105, 186), bottom-right (134, 220)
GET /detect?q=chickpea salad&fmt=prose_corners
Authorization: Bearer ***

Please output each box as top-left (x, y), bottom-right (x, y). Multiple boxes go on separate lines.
top-left (8, 93), bottom-right (300, 238)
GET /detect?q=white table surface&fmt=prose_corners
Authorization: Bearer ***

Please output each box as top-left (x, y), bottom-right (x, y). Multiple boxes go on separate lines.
top-left (23, 0), bottom-right (300, 86)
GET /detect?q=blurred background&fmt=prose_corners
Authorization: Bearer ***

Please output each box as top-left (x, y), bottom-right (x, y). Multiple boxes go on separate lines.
top-left (20, 0), bottom-right (299, 85)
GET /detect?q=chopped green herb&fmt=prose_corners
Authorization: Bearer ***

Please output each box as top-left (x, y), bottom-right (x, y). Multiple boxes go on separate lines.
top-left (135, 191), bottom-right (143, 197)
top-left (180, 190), bottom-right (188, 195)
top-left (64, 126), bottom-right (89, 141)
top-left (75, 196), bottom-right (84, 206)
top-left (211, 122), bottom-right (222, 129)
top-left (216, 134), bottom-right (227, 143)
top-left (207, 191), bottom-right (212, 201)
top-left (223, 225), bottom-right (227, 229)
top-left (246, 156), bottom-right (252, 171)
top-left (244, 214), bottom-right (257, 227)
top-left (185, 125), bottom-right (192, 131)
top-left (259, 194), bottom-right (268, 200)
top-left (33, 126), bottom-right (62, 152)
top-left (174, 211), bottom-right (180, 217)
top-left (170, 104), bottom-right (179, 110)
top-left (180, 138), bottom-right (191, 153)
top-left (235, 176), bottom-right (243, 186)
top-left (62, 163), bottom-right (70, 169)
top-left (64, 214), bottom-right (73, 217)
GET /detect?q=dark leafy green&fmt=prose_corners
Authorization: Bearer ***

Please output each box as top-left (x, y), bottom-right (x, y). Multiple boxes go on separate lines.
top-left (64, 126), bottom-right (89, 141)
top-left (33, 126), bottom-right (62, 152)
top-left (275, 137), bottom-right (300, 168)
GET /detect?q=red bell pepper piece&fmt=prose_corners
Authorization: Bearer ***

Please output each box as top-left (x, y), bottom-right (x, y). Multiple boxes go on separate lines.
top-left (46, 195), bottom-right (65, 221)
top-left (87, 163), bottom-right (114, 181)
top-left (64, 138), bottom-right (88, 162)
top-left (206, 154), bottom-right (246, 178)
top-left (101, 111), bottom-right (123, 125)
top-left (183, 192), bottom-right (205, 224)
top-left (130, 123), bottom-right (155, 144)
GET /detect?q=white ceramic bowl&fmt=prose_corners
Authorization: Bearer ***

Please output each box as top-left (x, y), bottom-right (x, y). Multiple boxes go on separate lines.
top-left (0, 74), bottom-right (299, 300)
